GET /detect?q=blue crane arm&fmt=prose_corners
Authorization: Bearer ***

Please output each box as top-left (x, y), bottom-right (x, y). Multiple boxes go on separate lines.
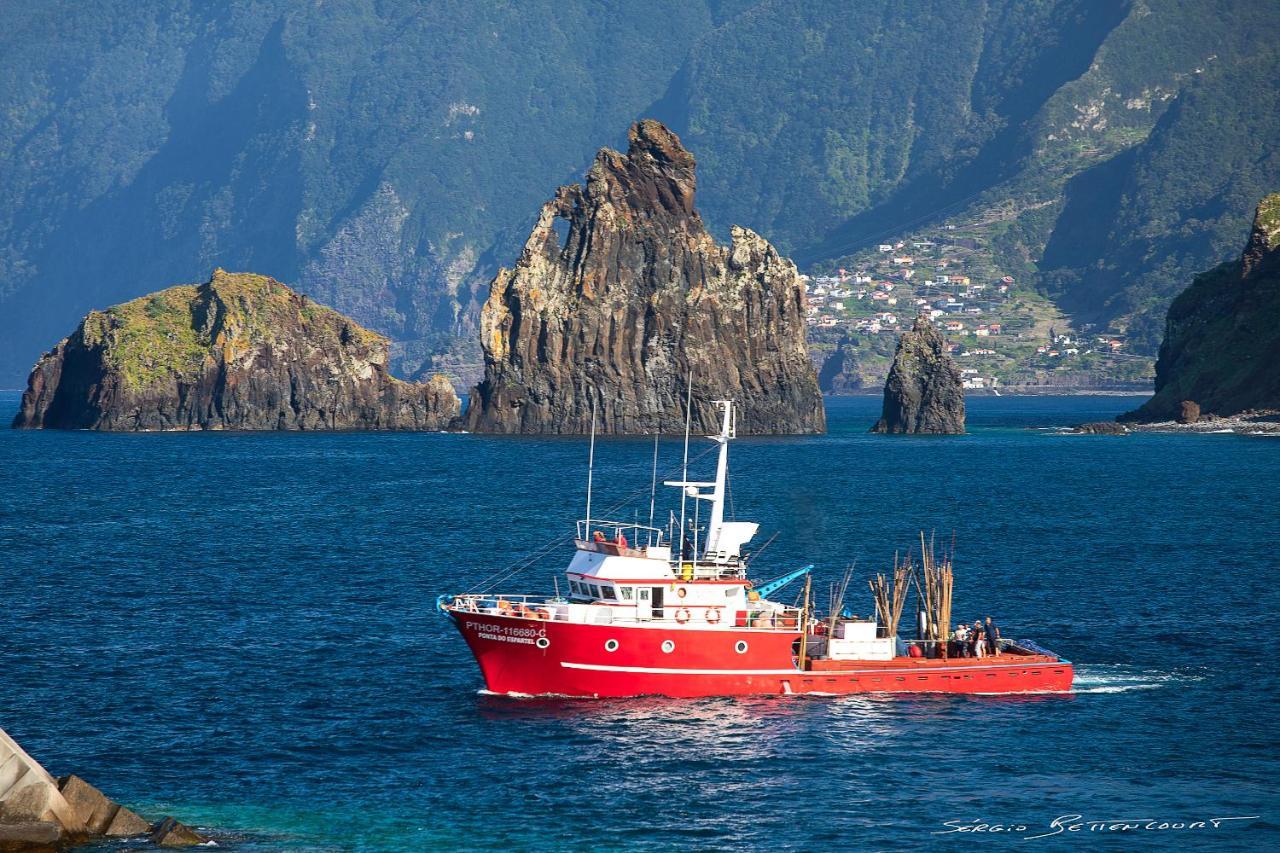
top-left (752, 564), bottom-right (813, 599)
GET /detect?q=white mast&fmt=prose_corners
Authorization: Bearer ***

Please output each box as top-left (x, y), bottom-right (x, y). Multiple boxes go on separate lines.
top-left (585, 398), bottom-right (597, 532)
top-left (677, 376), bottom-right (692, 560)
top-left (664, 399), bottom-right (740, 564)
top-left (647, 432), bottom-right (659, 546)
top-left (705, 400), bottom-right (733, 544)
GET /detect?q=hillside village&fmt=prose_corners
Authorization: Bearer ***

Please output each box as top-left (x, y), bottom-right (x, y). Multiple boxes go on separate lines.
top-left (804, 225), bottom-right (1156, 393)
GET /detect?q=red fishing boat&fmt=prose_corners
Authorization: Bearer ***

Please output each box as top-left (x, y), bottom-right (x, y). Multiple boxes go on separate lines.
top-left (441, 401), bottom-right (1073, 698)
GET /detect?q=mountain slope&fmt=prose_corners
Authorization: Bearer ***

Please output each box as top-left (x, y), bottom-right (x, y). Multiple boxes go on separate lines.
top-left (1, 0), bottom-right (1277, 385)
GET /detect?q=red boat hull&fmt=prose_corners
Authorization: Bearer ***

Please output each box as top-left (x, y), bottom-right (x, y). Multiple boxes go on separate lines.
top-left (449, 610), bottom-right (1073, 698)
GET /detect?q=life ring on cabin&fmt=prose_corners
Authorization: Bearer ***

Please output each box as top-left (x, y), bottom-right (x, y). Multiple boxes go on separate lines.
top-left (674, 608), bottom-right (692, 624)
top-left (705, 607), bottom-right (722, 624)
top-left (676, 587), bottom-right (687, 599)
top-left (744, 580), bottom-right (753, 590)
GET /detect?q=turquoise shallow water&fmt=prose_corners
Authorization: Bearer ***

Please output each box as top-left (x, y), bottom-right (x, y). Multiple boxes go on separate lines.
top-left (1, 392), bottom-right (1277, 850)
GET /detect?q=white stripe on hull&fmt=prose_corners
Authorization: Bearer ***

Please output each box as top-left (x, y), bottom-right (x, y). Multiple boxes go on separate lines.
top-left (559, 660), bottom-right (1066, 676)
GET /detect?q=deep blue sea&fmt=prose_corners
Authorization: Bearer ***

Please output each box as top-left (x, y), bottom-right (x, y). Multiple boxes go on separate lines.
top-left (2, 392), bottom-right (1277, 851)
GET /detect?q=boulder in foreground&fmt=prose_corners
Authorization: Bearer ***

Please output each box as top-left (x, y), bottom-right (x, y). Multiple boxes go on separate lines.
top-left (871, 317), bottom-right (965, 435)
top-left (13, 269), bottom-right (460, 431)
top-left (0, 727), bottom-right (205, 850)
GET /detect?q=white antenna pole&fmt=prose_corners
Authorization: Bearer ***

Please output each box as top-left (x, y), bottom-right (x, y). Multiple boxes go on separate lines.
top-left (678, 374), bottom-right (692, 562)
top-left (585, 397), bottom-right (596, 534)
top-left (647, 432), bottom-right (659, 545)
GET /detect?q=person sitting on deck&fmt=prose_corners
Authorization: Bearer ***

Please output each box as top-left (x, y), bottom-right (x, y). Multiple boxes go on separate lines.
top-left (616, 531), bottom-right (628, 549)
top-left (985, 616), bottom-right (1001, 656)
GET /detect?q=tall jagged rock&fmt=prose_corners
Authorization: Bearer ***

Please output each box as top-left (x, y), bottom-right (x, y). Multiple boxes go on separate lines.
top-left (466, 120), bottom-right (824, 435)
top-left (1123, 194), bottom-right (1280, 421)
top-left (871, 318), bottom-right (965, 434)
top-left (13, 270), bottom-right (460, 431)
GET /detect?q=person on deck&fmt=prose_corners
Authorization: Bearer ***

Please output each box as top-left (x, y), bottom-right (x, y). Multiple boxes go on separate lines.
top-left (971, 620), bottom-right (985, 658)
top-left (953, 623), bottom-right (969, 657)
top-left (986, 616), bottom-right (1001, 656)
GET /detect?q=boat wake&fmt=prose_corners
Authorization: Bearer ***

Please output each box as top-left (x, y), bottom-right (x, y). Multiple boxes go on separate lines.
top-left (1071, 664), bottom-right (1187, 694)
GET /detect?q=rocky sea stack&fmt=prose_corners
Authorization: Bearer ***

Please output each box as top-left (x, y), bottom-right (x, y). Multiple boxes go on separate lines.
top-left (13, 270), bottom-right (460, 431)
top-left (871, 317), bottom-right (965, 434)
top-left (466, 119), bottom-right (825, 435)
top-left (1123, 193), bottom-right (1280, 422)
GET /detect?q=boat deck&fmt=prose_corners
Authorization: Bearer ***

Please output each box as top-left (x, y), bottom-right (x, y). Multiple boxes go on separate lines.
top-left (805, 653), bottom-right (1063, 671)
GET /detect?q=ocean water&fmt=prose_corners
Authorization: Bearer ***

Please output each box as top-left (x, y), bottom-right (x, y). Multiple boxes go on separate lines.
top-left (1, 392), bottom-right (1277, 851)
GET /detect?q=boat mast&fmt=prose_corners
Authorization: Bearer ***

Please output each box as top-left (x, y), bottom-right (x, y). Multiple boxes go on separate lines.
top-left (678, 375), bottom-right (692, 560)
top-left (705, 400), bottom-right (733, 550)
top-left (647, 432), bottom-right (659, 546)
top-left (585, 398), bottom-right (597, 533)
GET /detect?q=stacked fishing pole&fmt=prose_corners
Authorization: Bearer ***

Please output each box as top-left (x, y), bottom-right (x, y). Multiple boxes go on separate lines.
top-left (869, 552), bottom-right (911, 638)
top-left (914, 532), bottom-right (955, 657)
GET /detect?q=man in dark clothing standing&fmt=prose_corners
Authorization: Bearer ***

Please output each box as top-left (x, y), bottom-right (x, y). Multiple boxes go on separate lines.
top-left (985, 616), bottom-right (1000, 656)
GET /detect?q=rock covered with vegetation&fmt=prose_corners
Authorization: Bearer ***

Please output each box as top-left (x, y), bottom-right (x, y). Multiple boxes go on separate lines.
top-left (871, 318), bottom-right (965, 434)
top-left (1123, 194), bottom-right (1280, 422)
top-left (13, 270), bottom-right (460, 431)
top-left (466, 120), bottom-right (824, 435)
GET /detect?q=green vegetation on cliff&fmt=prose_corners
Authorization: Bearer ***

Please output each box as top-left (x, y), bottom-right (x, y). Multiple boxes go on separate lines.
top-left (1125, 193), bottom-right (1280, 421)
top-left (1, 0), bottom-right (1277, 387)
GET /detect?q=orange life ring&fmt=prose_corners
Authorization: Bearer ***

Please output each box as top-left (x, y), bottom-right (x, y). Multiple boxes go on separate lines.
top-left (705, 607), bottom-right (722, 624)
top-left (674, 608), bottom-right (691, 624)
top-left (744, 580), bottom-right (754, 590)
top-left (676, 587), bottom-right (687, 599)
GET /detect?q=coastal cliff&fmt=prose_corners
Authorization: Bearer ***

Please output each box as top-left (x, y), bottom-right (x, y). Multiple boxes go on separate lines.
top-left (466, 120), bottom-right (824, 435)
top-left (13, 270), bottom-right (460, 431)
top-left (871, 318), bottom-right (965, 434)
top-left (1124, 194), bottom-right (1280, 422)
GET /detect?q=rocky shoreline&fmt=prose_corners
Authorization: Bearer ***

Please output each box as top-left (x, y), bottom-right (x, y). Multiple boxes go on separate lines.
top-left (0, 727), bottom-right (208, 850)
top-left (1126, 411), bottom-right (1280, 435)
top-left (1070, 411), bottom-right (1280, 436)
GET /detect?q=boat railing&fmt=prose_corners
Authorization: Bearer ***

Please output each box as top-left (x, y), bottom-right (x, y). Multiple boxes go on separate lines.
top-left (577, 519), bottom-right (664, 544)
top-left (445, 593), bottom-right (802, 631)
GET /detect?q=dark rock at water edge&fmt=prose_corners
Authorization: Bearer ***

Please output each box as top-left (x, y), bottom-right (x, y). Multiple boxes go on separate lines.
top-left (871, 318), bottom-right (965, 434)
top-left (466, 120), bottom-right (825, 435)
top-left (13, 269), bottom-right (460, 431)
top-left (1123, 193), bottom-right (1280, 422)
top-left (150, 817), bottom-right (207, 847)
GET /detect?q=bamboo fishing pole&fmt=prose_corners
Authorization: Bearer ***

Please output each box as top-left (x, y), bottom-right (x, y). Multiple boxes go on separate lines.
top-left (798, 572), bottom-right (812, 671)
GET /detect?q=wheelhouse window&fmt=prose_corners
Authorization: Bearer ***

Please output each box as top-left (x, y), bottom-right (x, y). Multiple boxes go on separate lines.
top-left (589, 584), bottom-right (602, 599)
top-left (602, 586), bottom-right (617, 600)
